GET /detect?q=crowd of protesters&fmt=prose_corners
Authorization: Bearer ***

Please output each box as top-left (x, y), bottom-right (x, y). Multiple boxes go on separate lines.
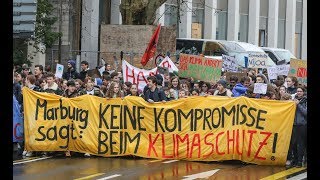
top-left (13, 59), bottom-right (307, 167)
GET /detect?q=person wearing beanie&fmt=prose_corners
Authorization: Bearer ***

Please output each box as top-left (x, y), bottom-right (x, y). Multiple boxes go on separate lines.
top-left (213, 79), bottom-right (233, 97)
top-left (63, 60), bottom-right (80, 80)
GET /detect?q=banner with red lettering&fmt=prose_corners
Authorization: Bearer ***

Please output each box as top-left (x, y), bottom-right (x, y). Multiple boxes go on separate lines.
top-left (122, 57), bottom-right (179, 90)
top-left (288, 59), bottom-right (307, 85)
top-left (179, 54), bottom-right (223, 82)
top-left (158, 56), bottom-right (179, 73)
top-left (23, 88), bottom-right (296, 165)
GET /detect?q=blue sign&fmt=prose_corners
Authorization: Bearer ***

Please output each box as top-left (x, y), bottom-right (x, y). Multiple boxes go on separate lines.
top-left (13, 95), bottom-right (24, 142)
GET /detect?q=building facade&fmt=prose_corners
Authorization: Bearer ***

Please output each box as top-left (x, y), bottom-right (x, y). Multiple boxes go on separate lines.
top-left (40, 0), bottom-right (307, 69)
top-left (111, 0), bottom-right (307, 59)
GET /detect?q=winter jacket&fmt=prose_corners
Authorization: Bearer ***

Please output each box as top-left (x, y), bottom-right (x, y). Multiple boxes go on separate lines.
top-left (63, 68), bottom-right (80, 80)
top-left (144, 87), bottom-right (166, 102)
top-left (13, 82), bottom-right (22, 105)
top-left (42, 82), bottom-right (63, 95)
top-left (79, 70), bottom-right (88, 82)
top-left (294, 95), bottom-right (307, 125)
top-left (78, 87), bottom-right (104, 97)
top-left (232, 83), bottom-right (247, 97)
top-left (287, 86), bottom-right (297, 94)
top-left (63, 89), bottom-right (79, 98)
top-left (213, 89), bottom-right (233, 97)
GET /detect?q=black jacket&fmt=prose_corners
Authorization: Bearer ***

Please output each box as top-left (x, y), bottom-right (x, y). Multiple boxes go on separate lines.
top-left (294, 95), bottom-right (307, 125)
top-left (144, 87), bottom-right (166, 102)
top-left (63, 68), bottom-right (80, 80)
top-left (79, 70), bottom-right (88, 82)
top-left (13, 82), bottom-right (22, 105)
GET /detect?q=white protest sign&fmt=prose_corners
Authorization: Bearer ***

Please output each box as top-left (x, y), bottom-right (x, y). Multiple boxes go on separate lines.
top-left (55, 64), bottom-right (64, 78)
top-left (267, 67), bottom-right (278, 80)
top-left (277, 64), bottom-right (290, 76)
top-left (248, 53), bottom-right (268, 68)
top-left (267, 64), bottom-right (290, 80)
top-left (122, 60), bottom-right (158, 91)
top-left (222, 54), bottom-right (238, 72)
top-left (158, 56), bottom-right (179, 73)
top-left (99, 66), bottom-right (105, 76)
top-left (253, 83), bottom-right (267, 94)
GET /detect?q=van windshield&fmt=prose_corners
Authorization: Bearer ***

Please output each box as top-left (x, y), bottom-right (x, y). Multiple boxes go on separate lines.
top-left (219, 41), bottom-right (245, 52)
top-left (274, 50), bottom-right (296, 63)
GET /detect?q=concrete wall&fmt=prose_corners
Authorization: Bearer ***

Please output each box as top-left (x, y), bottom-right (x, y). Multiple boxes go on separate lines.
top-left (81, 0), bottom-right (100, 68)
top-left (99, 25), bottom-right (176, 69)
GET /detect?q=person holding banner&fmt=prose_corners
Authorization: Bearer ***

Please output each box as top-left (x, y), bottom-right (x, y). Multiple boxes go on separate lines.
top-left (42, 72), bottom-right (63, 95)
top-left (144, 76), bottom-right (166, 103)
top-left (79, 77), bottom-right (104, 97)
top-left (168, 76), bottom-right (181, 99)
top-left (106, 82), bottom-right (124, 99)
top-left (62, 80), bottom-right (79, 157)
top-left (21, 75), bottom-right (43, 157)
top-left (127, 84), bottom-right (142, 97)
top-left (287, 86), bottom-right (307, 167)
top-left (213, 79), bottom-right (233, 97)
top-left (199, 82), bottom-right (211, 96)
top-left (232, 76), bottom-right (251, 97)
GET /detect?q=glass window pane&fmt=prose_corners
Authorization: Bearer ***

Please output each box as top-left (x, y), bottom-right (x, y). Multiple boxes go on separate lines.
top-left (260, 0), bottom-right (269, 17)
top-left (240, 0), bottom-right (249, 14)
top-left (278, 0), bottom-right (286, 19)
top-left (217, 0), bottom-right (228, 11)
top-left (166, 0), bottom-right (177, 5)
top-left (164, 4), bottom-right (177, 26)
top-left (216, 12), bottom-right (228, 40)
top-left (192, 0), bottom-right (204, 8)
top-left (296, 1), bottom-right (303, 21)
top-left (192, 8), bottom-right (204, 38)
top-left (259, 17), bottom-right (268, 30)
top-left (295, 21), bottom-right (302, 33)
top-left (239, 15), bottom-right (248, 42)
top-left (277, 20), bottom-right (285, 48)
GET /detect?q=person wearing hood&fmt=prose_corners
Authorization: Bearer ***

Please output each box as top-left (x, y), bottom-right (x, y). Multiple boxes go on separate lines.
top-left (63, 60), bottom-right (80, 80)
top-left (287, 86), bottom-right (307, 167)
top-left (232, 76), bottom-right (251, 97)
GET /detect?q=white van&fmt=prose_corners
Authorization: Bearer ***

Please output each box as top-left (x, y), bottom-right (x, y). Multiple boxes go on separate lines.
top-left (176, 38), bottom-right (275, 68)
top-left (261, 47), bottom-right (296, 65)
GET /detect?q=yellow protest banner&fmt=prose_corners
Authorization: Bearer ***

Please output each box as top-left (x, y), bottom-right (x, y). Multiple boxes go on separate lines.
top-left (23, 87), bottom-right (296, 165)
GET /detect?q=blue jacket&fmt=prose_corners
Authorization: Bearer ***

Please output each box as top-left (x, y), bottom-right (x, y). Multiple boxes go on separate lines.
top-left (294, 95), bottom-right (307, 125)
top-left (232, 83), bottom-right (247, 97)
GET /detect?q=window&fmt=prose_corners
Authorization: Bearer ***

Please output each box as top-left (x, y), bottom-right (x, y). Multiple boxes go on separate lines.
top-left (192, 1), bottom-right (204, 38)
top-left (216, 0), bottom-right (228, 40)
top-left (204, 42), bottom-right (226, 56)
top-left (164, 4), bottom-right (178, 26)
top-left (295, 0), bottom-right (303, 58)
top-left (239, 0), bottom-right (249, 42)
top-left (277, 0), bottom-right (286, 48)
top-left (264, 51), bottom-right (278, 64)
top-left (259, 29), bottom-right (266, 47)
top-left (259, 0), bottom-right (268, 46)
top-left (176, 39), bottom-right (204, 55)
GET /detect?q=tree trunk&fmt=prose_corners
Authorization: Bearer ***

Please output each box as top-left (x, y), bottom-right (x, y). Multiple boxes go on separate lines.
top-left (120, 0), bottom-right (167, 25)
